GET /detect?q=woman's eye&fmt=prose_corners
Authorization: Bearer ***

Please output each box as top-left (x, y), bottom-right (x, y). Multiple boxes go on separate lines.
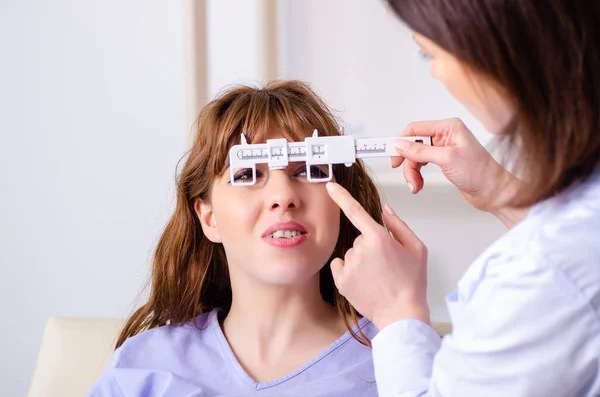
top-left (233, 168), bottom-right (261, 182)
top-left (296, 166), bottom-right (328, 179)
top-left (418, 49), bottom-right (432, 61)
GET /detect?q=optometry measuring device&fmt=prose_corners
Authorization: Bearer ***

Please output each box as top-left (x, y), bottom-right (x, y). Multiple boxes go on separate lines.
top-left (229, 129), bottom-right (432, 186)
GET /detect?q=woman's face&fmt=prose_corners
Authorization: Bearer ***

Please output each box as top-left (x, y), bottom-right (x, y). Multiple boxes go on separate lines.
top-left (196, 130), bottom-right (341, 288)
top-left (414, 33), bottom-right (514, 134)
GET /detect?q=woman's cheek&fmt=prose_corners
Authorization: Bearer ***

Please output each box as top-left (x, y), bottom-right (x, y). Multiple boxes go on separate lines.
top-left (216, 194), bottom-right (259, 229)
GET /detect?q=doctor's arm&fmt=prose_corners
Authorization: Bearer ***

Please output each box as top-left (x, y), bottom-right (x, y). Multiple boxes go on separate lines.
top-left (371, 254), bottom-right (598, 397)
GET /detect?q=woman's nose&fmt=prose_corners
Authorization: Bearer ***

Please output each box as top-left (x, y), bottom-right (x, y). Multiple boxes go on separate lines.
top-left (265, 170), bottom-right (301, 211)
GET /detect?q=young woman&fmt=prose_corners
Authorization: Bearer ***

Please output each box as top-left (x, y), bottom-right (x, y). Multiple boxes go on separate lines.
top-left (87, 80), bottom-right (391, 396)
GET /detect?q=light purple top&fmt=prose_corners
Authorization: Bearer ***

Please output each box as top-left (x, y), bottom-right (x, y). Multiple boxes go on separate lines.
top-left (87, 310), bottom-right (379, 396)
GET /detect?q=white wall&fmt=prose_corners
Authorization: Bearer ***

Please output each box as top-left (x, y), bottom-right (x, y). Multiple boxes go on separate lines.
top-left (205, 0), bottom-right (273, 99)
top-left (0, 1), bottom-right (189, 396)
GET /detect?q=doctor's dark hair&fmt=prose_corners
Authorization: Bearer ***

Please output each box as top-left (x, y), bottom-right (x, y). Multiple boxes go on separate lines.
top-left (387, 0), bottom-right (600, 206)
top-left (115, 80), bottom-right (383, 348)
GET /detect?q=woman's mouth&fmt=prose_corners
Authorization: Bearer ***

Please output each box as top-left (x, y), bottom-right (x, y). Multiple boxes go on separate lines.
top-left (262, 222), bottom-right (308, 248)
top-left (263, 231), bottom-right (307, 248)
top-left (268, 229), bottom-right (304, 238)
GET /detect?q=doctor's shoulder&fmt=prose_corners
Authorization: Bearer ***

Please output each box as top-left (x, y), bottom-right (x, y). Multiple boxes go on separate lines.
top-left (494, 173), bottom-right (600, 314)
top-left (465, 172), bottom-right (600, 308)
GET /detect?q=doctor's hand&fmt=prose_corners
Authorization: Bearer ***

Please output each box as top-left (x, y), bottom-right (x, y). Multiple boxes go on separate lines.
top-left (393, 118), bottom-right (515, 213)
top-left (326, 182), bottom-right (430, 331)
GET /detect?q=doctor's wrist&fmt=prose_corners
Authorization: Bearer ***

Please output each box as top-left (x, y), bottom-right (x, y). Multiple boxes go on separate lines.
top-left (372, 302), bottom-right (431, 331)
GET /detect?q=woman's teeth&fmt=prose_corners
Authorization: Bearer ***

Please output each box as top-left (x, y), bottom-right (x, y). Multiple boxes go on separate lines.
top-left (269, 230), bottom-right (303, 239)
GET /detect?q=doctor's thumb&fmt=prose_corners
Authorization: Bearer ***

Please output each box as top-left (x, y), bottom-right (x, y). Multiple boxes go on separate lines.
top-left (330, 257), bottom-right (345, 285)
top-left (382, 204), bottom-right (423, 253)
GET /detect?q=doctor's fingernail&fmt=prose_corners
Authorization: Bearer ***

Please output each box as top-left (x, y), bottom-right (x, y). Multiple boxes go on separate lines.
top-left (394, 139), bottom-right (411, 152)
top-left (384, 204), bottom-right (396, 215)
top-left (408, 183), bottom-right (415, 193)
top-left (326, 182), bottom-right (337, 192)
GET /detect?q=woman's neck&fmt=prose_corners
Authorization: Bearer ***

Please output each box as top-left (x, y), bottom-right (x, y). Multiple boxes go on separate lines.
top-left (221, 276), bottom-right (347, 382)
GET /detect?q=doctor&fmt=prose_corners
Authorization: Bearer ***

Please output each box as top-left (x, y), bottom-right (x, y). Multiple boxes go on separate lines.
top-left (325, 1), bottom-right (600, 396)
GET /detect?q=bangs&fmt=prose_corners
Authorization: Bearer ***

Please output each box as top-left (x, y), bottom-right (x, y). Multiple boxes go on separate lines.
top-left (208, 84), bottom-right (341, 177)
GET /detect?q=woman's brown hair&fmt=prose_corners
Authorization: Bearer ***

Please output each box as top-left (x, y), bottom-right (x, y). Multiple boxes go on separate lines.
top-left (115, 80), bottom-right (383, 348)
top-left (387, 0), bottom-right (600, 206)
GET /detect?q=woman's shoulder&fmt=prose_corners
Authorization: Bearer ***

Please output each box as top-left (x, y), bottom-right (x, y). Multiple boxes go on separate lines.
top-left (111, 310), bottom-right (219, 368)
top-left (359, 317), bottom-right (379, 341)
top-left (87, 311), bottom-right (221, 396)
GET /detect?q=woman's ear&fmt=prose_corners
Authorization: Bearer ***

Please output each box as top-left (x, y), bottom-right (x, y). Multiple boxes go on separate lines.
top-left (194, 199), bottom-right (222, 243)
